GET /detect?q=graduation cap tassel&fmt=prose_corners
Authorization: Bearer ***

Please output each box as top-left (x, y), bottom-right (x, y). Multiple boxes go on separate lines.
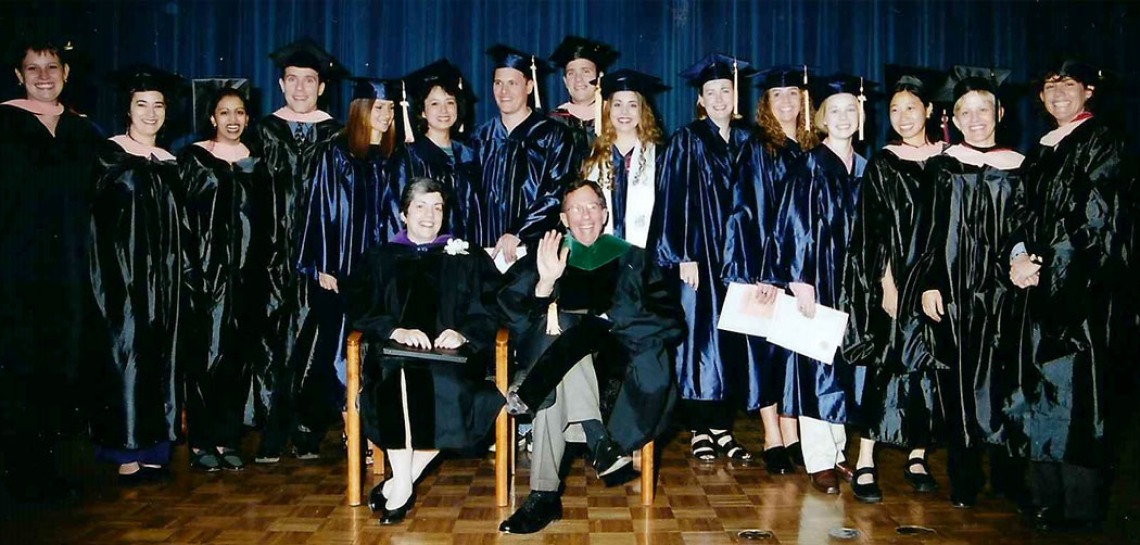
top-left (545, 302), bottom-right (562, 335)
top-left (593, 72), bottom-right (604, 136)
top-left (940, 107), bottom-right (950, 143)
top-left (400, 80), bottom-right (415, 144)
top-left (458, 78), bottom-right (466, 133)
top-left (530, 56), bottom-right (542, 110)
top-left (802, 65), bottom-right (811, 133)
top-left (857, 76), bottom-right (867, 141)
top-left (732, 58), bottom-right (740, 119)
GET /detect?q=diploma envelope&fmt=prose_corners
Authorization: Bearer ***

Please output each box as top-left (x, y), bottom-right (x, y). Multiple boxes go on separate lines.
top-left (765, 293), bottom-right (849, 365)
top-left (716, 282), bottom-right (776, 337)
top-left (381, 342), bottom-right (468, 364)
top-left (484, 245), bottom-right (528, 273)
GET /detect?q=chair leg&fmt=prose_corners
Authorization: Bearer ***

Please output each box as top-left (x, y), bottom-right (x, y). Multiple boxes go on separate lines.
top-left (640, 441), bottom-right (655, 506)
top-left (346, 334), bottom-right (363, 507)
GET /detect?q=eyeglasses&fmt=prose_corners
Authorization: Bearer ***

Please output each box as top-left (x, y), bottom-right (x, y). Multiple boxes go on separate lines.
top-left (564, 201), bottom-right (605, 216)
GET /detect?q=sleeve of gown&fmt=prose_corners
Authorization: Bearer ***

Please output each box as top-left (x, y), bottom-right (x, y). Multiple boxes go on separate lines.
top-left (495, 253), bottom-right (555, 338)
top-left (344, 248), bottom-right (398, 343)
top-left (910, 162), bottom-right (952, 295)
top-left (510, 125), bottom-right (579, 241)
top-left (769, 156), bottom-right (817, 286)
top-left (297, 147), bottom-right (341, 279)
top-left (176, 151), bottom-right (211, 300)
top-left (612, 253), bottom-right (685, 351)
top-left (722, 139), bottom-right (764, 283)
top-left (842, 157), bottom-right (889, 364)
top-left (647, 130), bottom-right (694, 267)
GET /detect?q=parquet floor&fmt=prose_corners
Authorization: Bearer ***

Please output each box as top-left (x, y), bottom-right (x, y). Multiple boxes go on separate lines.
top-left (2, 414), bottom-right (1138, 545)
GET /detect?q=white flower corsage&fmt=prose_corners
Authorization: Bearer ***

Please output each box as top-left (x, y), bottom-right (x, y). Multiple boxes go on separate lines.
top-left (444, 238), bottom-right (470, 256)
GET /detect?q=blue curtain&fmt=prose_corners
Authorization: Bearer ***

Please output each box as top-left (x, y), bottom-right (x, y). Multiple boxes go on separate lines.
top-left (4, 0), bottom-right (1137, 149)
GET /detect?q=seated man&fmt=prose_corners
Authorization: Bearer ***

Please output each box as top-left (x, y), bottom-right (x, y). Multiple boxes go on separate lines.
top-left (497, 179), bottom-right (684, 534)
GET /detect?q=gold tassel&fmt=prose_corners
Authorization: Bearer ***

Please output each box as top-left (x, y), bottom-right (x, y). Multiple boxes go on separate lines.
top-left (400, 80), bottom-right (415, 143)
top-left (802, 65), bottom-right (811, 132)
top-left (530, 55), bottom-right (542, 110)
top-left (732, 58), bottom-right (740, 119)
top-left (545, 302), bottom-right (561, 335)
top-left (593, 72), bottom-right (604, 136)
top-left (458, 77), bottom-right (465, 133)
top-left (857, 76), bottom-right (866, 141)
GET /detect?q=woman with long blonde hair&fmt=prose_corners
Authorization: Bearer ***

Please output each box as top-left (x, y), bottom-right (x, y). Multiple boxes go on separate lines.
top-left (580, 69), bottom-right (666, 248)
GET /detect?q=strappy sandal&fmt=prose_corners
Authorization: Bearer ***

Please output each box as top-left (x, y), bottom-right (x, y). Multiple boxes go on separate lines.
top-left (190, 450), bottom-right (222, 472)
top-left (690, 431), bottom-right (717, 462)
top-left (711, 430), bottom-right (754, 461)
top-left (903, 457), bottom-right (938, 492)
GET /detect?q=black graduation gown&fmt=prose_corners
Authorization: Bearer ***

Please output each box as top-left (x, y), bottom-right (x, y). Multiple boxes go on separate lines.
top-left (244, 114), bottom-right (342, 434)
top-left (469, 111), bottom-right (582, 247)
top-left (0, 105), bottom-right (102, 444)
top-left (548, 108), bottom-right (594, 155)
top-left (177, 145), bottom-right (264, 448)
top-left (901, 146), bottom-right (1026, 449)
top-left (346, 242), bottom-right (503, 450)
top-left (385, 137), bottom-right (481, 241)
top-left (1007, 118), bottom-right (1137, 466)
top-left (767, 145), bottom-right (866, 424)
top-left (722, 135), bottom-right (804, 410)
top-left (87, 141), bottom-right (185, 450)
top-left (841, 148), bottom-right (941, 447)
top-left (647, 118), bottom-right (752, 406)
top-left (497, 240), bottom-right (685, 452)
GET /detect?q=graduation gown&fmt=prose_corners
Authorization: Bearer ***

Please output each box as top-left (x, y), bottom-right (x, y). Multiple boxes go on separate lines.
top-left (177, 144), bottom-right (263, 448)
top-left (1007, 118), bottom-right (1136, 466)
top-left (470, 111), bottom-right (582, 247)
top-left (0, 105), bottom-right (102, 446)
top-left (583, 143), bottom-right (658, 248)
top-left (548, 107), bottom-right (594, 154)
top-left (768, 145), bottom-right (866, 424)
top-left (722, 135), bottom-right (805, 410)
top-left (87, 140), bottom-right (185, 450)
top-left (346, 240), bottom-right (503, 450)
top-left (902, 144), bottom-right (1026, 449)
top-left (841, 145), bottom-right (944, 447)
top-left (647, 118), bottom-right (751, 406)
top-left (498, 235), bottom-right (685, 452)
top-left (385, 137), bottom-right (481, 241)
top-left (244, 113), bottom-right (342, 432)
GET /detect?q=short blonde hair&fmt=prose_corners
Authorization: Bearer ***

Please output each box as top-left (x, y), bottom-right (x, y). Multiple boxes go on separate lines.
top-left (953, 89), bottom-right (997, 116)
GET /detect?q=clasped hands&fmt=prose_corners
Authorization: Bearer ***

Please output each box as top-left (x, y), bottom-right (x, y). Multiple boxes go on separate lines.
top-left (1009, 253), bottom-right (1043, 289)
top-left (390, 328), bottom-right (467, 350)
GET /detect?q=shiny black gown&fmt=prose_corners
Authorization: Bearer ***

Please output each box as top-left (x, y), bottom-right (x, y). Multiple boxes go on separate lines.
top-left (177, 145), bottom-right (263, 449)
top-left (346, 240), bottom-right (504, 450)
top-left (902, 145), bottom-right (1026, 449)
top-left (498, 236), bottom-right (685, 451)
top-left (841, 147), bottom-right (942, 447)
top-left (767, 145), bottom-right (866, 424)
top-left (0, 104), bottom-right (102, 484)
top-left (548, 108), bottom-right (594, 154)
top-left (469, 111), bottom-right (582, 247)
top-left (385, 137), bottom-right (481, 241)
top-left (87, 141), bottom-right (185, 450)
top-left (722, 135), bottom-right (805, 410)
top-left (648, 118), bottom-right (752, 407)
top-left (245, 114), bottom-right (343, 453)
top-left (1006, 118), bottom-right (1136, 466)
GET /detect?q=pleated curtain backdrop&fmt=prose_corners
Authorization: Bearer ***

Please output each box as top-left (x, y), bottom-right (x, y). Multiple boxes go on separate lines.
top-left (3, 0), bottom-right (1137, 150)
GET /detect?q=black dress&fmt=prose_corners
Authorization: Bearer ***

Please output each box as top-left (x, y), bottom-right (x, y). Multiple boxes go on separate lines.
top-left (347, 240), bottom-right (504, 450)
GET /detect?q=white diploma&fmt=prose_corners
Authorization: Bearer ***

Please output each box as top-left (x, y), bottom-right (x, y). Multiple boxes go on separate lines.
top-left (484, 245), bottom-right (528, 273)
top-left (766, 293), bottom-right (849, 365)
top-left (716, 282), bottom-right (776, 337)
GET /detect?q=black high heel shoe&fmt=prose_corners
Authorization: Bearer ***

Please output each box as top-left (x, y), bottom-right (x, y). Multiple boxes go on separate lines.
top-left (379, 490), bottom-right (416, 525)
top-left (368, 482), bottom-right (386, 513)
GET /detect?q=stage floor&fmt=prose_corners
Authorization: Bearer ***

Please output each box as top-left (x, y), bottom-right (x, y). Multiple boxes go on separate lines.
top-left (3, 414), bottom-right (1137, 545)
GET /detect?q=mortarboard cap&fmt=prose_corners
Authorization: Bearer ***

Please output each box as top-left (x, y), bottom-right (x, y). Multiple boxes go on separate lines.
top-left (548, 36), bottom-right (619, 72)
top-left (935, 65), bottom-right (1012, 104)
top-left (680, 53), bottom-right (756, 118)
top-left (350, 78), bottom-right (401, 102)
top-left (268, 38), bottom-right (349, 81)
top-left (599, 69), bottom-right (669, 99)
top-left (815, 73), bottom-right (878, 141)
top-left (755, 64), bottom-right (816, 90)
top-left (109, 64), bottom-right (187, 101)
top-left (191, 78), bottom-right (250, 135)
top-left (486, 44), bottom-right (549, 109)
top-left (1037, 58), bottom-right (1101, 88)
top-left (883, 64), bottom-right (945, 104)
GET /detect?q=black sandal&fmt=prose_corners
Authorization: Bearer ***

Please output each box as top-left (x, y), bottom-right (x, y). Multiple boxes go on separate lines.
top-left (711, 430), bottom-right (754, 462)
top-left (903, 457), bottom-right (938, 492)
top-left (690, 431), bottom-right (717, 462)
top-left (852, 467), bottom-right (883, 503)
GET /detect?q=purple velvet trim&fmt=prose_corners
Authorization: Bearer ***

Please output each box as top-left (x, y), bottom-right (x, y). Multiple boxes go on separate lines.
top-left (391, 230), bottom-right (452, 248)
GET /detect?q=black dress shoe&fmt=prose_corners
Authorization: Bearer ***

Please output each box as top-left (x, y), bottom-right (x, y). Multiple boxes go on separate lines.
top-left (950, 491), bottom-right (976, 508)
top-left (592, 439), bottom-right (635, 486)
top-left (851, 467), bottom-right (883, 503)
top-left (499, 491), bottom-right (562, 534)
top-left (762, 446), bottom-right (794, 475)
top-left (786, 442), bottom-right (805, 466)
top-left (378, 490), bottom-right (416, 525)
top-left (902, 457), bottom-right (938, 492)
top-left (1033, 506), bottom-right (1101, 532)
top-left (367, 482), bottom-right (386, 513)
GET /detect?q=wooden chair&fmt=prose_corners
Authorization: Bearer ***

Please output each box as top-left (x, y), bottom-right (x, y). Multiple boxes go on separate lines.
top-left (345, 328), bottom-right (656, 508)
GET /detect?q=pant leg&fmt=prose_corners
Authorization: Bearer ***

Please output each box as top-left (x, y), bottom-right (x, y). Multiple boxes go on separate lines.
top-left (530, 357), bottom-right (601, 492)
top-left (800, 416), bottom-right (841, 473)
top-left (1030, 461), bottom-right (1063, 509)
top-left (947, 443), bottom-right (983, 498)
top-left (1061, 463), bottom-right (1102, 521)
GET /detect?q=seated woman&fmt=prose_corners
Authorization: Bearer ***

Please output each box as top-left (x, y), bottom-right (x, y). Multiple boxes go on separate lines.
top-left (346, 177), bottom-right (504, 524)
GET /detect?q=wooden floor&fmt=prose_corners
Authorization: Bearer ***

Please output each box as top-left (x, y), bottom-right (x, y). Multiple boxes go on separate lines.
top-left (3, 414), bottom-right (1138, 545)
